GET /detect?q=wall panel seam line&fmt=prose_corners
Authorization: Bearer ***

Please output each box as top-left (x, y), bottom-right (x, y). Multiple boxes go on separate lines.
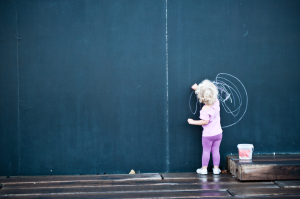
top-left (15, 1), bottom-right (21, 175)
top-left (165, 0), bottom-right (169, 172)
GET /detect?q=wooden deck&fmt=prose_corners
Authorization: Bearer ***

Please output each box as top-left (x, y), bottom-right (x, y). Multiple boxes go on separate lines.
top-left (227, 154), bottom-right (300, 181)
top-left (1, 173), bottom-right (300, 198)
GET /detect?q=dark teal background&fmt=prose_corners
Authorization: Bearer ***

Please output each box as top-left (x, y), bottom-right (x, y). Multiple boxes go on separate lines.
top-left (1, 0), bottom-right (300, 175)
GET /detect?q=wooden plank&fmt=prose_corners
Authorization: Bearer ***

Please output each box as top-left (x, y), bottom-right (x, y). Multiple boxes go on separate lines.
top-left (233, 196), bottom-right (300, 199)
top-left (227, 154), bottom-right (300, 163)
top-left (0, 173), bottom-right (162, 184)
top-left (158, 177), bottom-right (239, 184)
top-left (228, 154), bottom-right (300, 160)
top-left (0, 184), bottom-right (223, 194)
top-left (188, 196), bottom-right (300, 199)
top-left (2, 193), bottom-right (300, 199)
top-left (1, 178), bottom-right (243, 189)
top-left (237, 160), bottom-right (300, 165)
top-left (0, 182), bottom-right (278, 194)
top-left (251, 155), bottom-right (300, 161)
top-left (274, 180), bottom-right (300, 188)
top-left (228, 187), bottom-right (300, 197)
top-left (1, 177), bottom-right (243, 189)
top-left (160, 173), bottom-right (232, 180)
top-left (0, 189), bottom-right (231, 198)
top-left (236, 162), bottom-right (300, 181)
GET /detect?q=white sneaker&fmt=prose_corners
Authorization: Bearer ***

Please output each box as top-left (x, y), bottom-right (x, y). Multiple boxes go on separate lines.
top-left (213, 168), bottom-right (221, 174)
top-left (196, 168), bottom-right (208, 174)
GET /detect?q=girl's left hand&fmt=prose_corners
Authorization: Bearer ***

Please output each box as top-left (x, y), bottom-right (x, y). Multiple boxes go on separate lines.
top-left (187, 118), bottom-right (194, 125)
top-left (191, 84), bottom-right (198, 90)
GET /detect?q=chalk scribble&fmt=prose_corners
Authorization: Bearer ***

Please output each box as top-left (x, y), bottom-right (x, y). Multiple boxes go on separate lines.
top-left (189, 73), bottom-right (248, 128)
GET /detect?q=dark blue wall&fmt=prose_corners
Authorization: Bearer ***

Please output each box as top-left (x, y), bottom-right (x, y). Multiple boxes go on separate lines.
top-left (168, 0), bottom-right (300, 172)
top-left (1, 0), bottom-right (300, 175)
top-left (0, 0), bottom-right (19, 176)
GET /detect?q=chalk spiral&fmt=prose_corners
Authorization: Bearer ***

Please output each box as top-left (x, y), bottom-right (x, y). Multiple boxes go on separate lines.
top-left (189, 73), bottom-right (248, 128)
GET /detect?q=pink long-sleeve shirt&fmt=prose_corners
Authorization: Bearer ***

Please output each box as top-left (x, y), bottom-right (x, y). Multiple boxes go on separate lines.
top-left (200, 99), bottom-right (223, 137)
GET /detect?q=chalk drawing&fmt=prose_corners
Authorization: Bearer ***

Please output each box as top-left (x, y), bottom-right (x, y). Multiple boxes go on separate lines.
top-left (189, 73), bottom-right (248, 128)
top-left (189, 91), bottom-right (199, 115)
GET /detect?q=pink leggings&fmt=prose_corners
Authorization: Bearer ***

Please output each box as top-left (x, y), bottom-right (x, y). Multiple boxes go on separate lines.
top-left (202, 133), bottom-right (222, 167)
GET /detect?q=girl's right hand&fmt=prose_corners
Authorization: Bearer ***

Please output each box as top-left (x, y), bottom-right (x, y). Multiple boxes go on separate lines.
top-left (187, 118), bottom-right (194, 125)
top-left (191, 83), bottom-right (198, 90)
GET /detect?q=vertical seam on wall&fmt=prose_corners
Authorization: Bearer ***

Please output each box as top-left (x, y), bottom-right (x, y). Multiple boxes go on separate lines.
top-left (16, 2), bottom-right (20, 175)
top-left (165, 0), bottom-right (169, 172)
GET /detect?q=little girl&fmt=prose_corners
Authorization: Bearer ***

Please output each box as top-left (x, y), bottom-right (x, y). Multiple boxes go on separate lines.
top-left (187, 79), bottom-right (222, 175)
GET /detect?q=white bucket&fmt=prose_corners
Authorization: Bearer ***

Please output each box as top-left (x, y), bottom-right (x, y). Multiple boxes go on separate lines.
top-left (237, 144), bottom-right (254, 159)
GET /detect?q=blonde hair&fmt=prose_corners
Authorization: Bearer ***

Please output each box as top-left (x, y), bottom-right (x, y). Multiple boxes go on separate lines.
top-left (195, 79), bottom-right (218, 105)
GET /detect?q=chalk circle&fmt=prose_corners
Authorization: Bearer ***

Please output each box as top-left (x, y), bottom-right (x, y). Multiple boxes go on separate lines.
top-left (213, 73), bottom-right (248, 128)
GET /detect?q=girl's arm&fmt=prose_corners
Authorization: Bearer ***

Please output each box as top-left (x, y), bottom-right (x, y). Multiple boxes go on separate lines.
top-left (187, 119), bottom-right (209, 125)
